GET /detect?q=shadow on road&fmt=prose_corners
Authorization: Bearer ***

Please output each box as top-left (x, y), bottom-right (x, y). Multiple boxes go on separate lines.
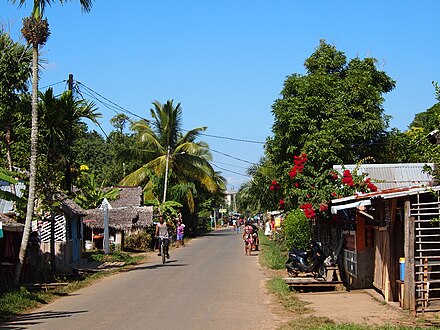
top-left (202, 228), bottom-right (238, 237)
top-left (1, 310), bottom-right (88, 329)
top-left (129, 259), bottom-right (188, 271)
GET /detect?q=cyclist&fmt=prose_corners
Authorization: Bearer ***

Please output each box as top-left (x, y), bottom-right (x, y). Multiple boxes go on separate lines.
top-left (155, 215), bottom-right (170, 259)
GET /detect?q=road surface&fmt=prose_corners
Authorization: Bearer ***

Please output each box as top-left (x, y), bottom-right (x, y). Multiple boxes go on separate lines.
top-left (3, 228), bottom-right (280, 329)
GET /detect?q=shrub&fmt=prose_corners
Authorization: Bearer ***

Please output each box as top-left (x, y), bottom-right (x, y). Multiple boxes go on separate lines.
top-left (282, 209), bottom-right (311, 250)
top-left (124, 232), bottom-right (153, 251)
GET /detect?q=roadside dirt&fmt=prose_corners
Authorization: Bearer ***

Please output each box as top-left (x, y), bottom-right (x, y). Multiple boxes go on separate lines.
top-left (260, 268), bottom-right (423, 328)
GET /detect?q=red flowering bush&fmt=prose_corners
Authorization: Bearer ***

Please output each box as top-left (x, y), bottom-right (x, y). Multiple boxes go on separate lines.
top-left (300, 203), bottom-right (315, 219)
top-left (289, 153), bottom-right (307, 178)
top-left (269, 180), bottom-right (280, 191)
top-left (279, 199), bottom-right (285, 209)
top-left (341, 169), bottom-right (354, 187)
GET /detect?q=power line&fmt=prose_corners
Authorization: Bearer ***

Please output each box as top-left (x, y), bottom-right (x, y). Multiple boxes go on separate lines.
top-left (76, 81), bottom-right (149, 121)
top-left (209, 148), bottom-right (257, 165)
top-left (188, 130), bottom-right (265, 144)
top-left (40, 80), bottom-right (66, 90)
top-left (212, 161), bottom-right (249, 170)
top-left (212, 164), bottom-right (250, 177)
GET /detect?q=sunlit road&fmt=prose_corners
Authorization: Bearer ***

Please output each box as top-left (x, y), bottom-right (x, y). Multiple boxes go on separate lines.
top-left (3, 228), bottom-right (279, 329)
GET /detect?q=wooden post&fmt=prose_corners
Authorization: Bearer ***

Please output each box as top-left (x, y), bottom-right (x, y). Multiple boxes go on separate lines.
top-left (403, 199), bottom-right (416, 315)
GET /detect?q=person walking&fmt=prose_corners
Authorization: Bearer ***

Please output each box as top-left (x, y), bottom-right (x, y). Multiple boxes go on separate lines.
top-left (176, 220), bottom-right (185, 247)
top-left (243, 221), bottom-right (254, 256)
top-left (265, 220), bottom-right (271, 240)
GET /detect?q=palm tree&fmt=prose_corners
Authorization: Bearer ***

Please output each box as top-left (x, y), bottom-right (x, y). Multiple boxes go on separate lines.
top-left (9, 0), bottom-right (93, 284)
top-left (120, 100), bottom-right (223, 213)
top-left (39, 88), bottom-right (100, 191)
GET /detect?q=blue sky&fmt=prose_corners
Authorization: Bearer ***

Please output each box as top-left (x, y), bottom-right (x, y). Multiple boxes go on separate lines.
top-left (1, 1), bottom-right (439, 190)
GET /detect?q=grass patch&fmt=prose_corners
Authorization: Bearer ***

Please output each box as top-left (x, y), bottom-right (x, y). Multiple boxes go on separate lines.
top-left (267, 277), bottom-right (308, 313)
top-left (259, 231), bottom-right (287, 269)
top-left (83, 250), bottom-right (144, 265)
top-left (278, 319), bottom-right (422, 330)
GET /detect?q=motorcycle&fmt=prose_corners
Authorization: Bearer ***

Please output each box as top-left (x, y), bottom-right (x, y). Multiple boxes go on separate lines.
top-left (285, 240), bottom-right (330, 279)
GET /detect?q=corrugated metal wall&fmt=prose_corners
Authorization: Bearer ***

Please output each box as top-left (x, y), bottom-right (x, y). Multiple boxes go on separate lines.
top-left (0, 180), bottom-right (26, 213)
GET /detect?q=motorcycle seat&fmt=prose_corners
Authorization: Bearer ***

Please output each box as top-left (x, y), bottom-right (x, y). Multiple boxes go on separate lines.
top-left (291, 248), bottom-right (308, 257)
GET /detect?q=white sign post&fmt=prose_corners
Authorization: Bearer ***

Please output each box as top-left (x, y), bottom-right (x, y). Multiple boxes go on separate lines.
top-left (100, 198), bottom-right (113, 255)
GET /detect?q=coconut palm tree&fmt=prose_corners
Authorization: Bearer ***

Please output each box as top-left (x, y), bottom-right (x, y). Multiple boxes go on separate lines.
top-left (120, 100), bottom-right (223, 213)
top-left (9, 0), bottom-right (93, 284)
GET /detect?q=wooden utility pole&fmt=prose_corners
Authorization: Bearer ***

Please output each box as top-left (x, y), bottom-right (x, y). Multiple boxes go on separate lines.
top-left (68, 73), bottom-right (73, 91)
top-left (403, 199), bottom-right (416, 315)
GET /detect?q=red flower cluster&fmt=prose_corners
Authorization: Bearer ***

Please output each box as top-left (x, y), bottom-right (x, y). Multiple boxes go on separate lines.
top-left (289, 153), bottom-right (307, 178)
top-left (269, 180), bottom-right (280, 191)
top-left (342, 169), bottom-right (354, 187)
top-left (279, 199), bottom-right (285, 209)
top-left (300, 203), bottom-right (315, 219)
top-left (364, 178), bottom-right (378, 192)
top-left (330, 171), bottom-right (338, 180)
top-left (319, 203), bottom-right (328, 212)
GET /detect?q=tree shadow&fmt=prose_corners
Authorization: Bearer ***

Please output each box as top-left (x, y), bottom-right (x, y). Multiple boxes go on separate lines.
top-left (0, 310), bottom-right (88, 329)
top-left (127, 259), bottom-right (188, 271)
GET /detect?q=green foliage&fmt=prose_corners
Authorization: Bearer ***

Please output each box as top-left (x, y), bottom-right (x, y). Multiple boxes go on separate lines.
top-left (74, 169), bottom-right (121, 210)
top-left (282, 209), bottom-right (311, 250)
top-left (144, 198), bottom-right (182, 221)
top-left (0, 287), bottom-right (51, 321)
top-left (264, 40), bottom-right (395, 211)
top-left (84, 250), bottom-right (140, 264)
top-left (0, 29), bottom-right (32, 170)
top-left (259, 232), bottom-right (287, 269)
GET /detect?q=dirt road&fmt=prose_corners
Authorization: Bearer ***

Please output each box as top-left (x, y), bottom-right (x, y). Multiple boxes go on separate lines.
top-left (3, 228), bottom-right (282, 330)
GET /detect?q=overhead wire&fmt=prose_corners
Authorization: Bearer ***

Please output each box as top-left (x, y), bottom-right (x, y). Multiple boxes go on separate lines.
top-left (209, 148), bottom-right (257, 165)
top-left (212, 161), bottom-right (249, 169)
top-left (212, 164), bottom-right (250, 178)
top-left (40, 80), bottom-right (66, 90)
top-left (42, 79), bottom-right (261, 174)
top-left (75, 81), bottom-right (149, 121)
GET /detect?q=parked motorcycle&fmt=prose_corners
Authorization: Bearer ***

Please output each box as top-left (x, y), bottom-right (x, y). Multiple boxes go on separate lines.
top-left (285, 240), bottom-right (329, 279)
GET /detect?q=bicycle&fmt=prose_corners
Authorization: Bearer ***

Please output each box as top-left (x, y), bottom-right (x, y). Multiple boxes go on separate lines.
top-left (158, 237), bottom-right (170, 264)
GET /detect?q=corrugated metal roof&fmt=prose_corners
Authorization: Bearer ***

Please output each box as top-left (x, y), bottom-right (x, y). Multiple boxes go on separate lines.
top-left (0, 180), bottom-right (26, 214)
top-left (333, 163), bottom-right (435, 191)
top-left (331, 185), bottom-right (440, 206)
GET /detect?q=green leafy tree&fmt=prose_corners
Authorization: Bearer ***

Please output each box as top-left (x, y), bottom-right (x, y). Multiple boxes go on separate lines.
top-left (9, 0), bottom-right (93, 285)
top-left (73, 130), bottom-right (113, 182)
top-left (0, 29), bottom-right (32, 172)
top-left (110, 113), bottom-right (130, 134)
top-left (263, 40), bottom-right (395, 213)
top-left (237, 158), bottom-right (279, 213)
top-left (267, 40), bottom-right (395, 169)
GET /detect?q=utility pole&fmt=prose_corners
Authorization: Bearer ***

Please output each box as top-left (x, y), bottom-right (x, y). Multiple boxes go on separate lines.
top-left (68, 73), bottom-right (73, 91)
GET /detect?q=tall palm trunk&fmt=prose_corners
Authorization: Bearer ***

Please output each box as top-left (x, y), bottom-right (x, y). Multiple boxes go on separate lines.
top-left (14, 44), bottom-right (39, 285)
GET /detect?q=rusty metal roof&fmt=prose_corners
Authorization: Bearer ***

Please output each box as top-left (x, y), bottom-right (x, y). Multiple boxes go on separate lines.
top-left (333, 163), bottom-right (435, 191)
